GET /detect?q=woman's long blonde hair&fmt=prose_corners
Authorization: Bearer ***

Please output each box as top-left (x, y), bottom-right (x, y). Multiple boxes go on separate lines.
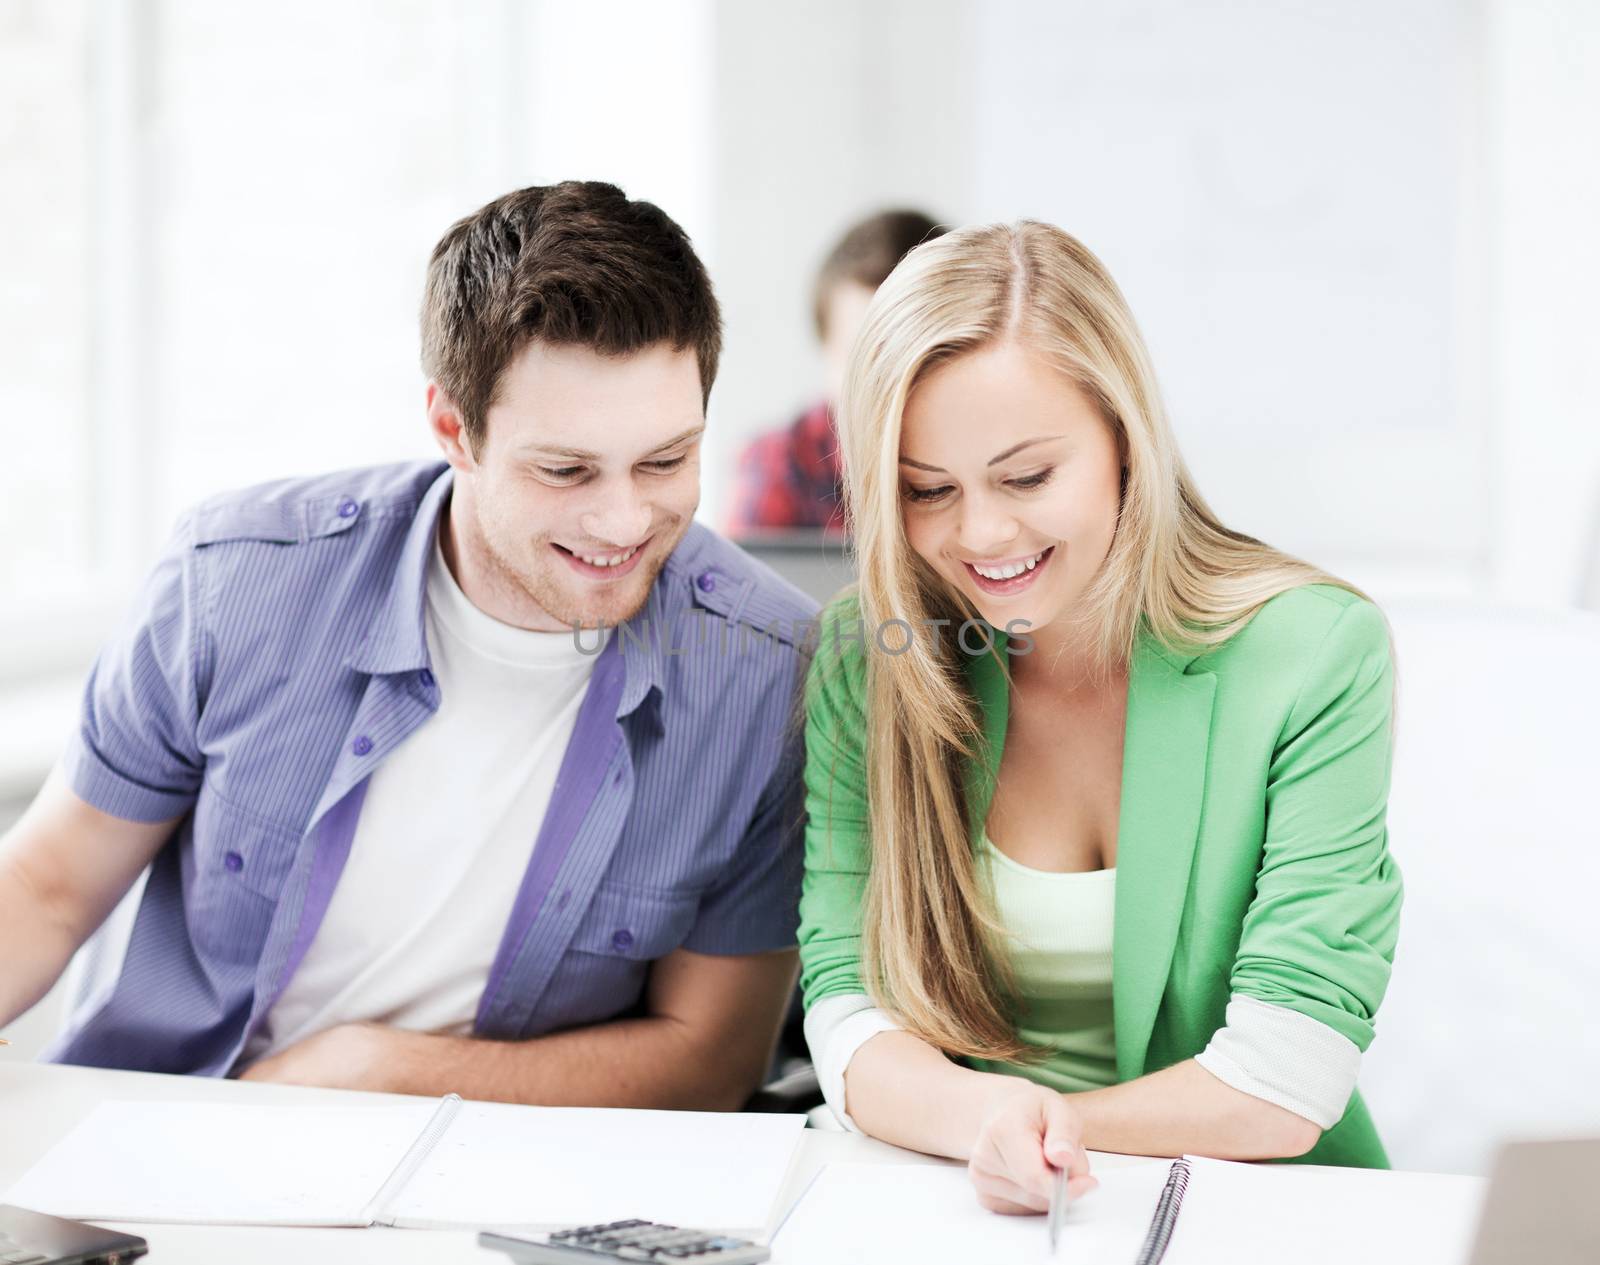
top-left (834, 221), bottom-right (1368, 1060)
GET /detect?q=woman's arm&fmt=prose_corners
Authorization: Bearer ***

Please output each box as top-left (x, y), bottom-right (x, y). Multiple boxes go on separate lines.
top-left (1070, 1058), bottom-right (1321, 1159)
top-left (846, 1030), bottom-right (1098, 1213)
top-left (845, 1030), bottom-right (1046, 1159)
top-left (844, 1031), bottom-right (1317, 1165)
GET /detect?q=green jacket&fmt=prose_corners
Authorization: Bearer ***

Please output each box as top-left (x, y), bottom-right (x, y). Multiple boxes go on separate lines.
top-left (799, 583), bottom-right (1401, 1168)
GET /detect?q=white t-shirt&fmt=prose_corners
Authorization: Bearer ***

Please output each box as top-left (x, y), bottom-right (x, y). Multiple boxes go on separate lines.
top-left (246, 535), bottom-right (606, 1063)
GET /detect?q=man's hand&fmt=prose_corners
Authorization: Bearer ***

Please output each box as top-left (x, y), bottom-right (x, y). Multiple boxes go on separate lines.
top-left (238, 1022), bottom-right (395, 1092)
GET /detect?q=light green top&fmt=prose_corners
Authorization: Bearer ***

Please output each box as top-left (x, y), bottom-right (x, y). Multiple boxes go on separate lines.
top-left (972, 836), bottom-right (1120, 1093)
top-left (799, 582), bottom-right (1402, 1169)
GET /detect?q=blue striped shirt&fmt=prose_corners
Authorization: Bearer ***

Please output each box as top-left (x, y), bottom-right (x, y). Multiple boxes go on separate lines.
top-left (49, 461), bottom-right (817, 1075)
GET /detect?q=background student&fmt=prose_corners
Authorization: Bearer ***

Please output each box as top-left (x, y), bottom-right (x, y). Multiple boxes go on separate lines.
top-left (727, 208), bottom-right (945, 535)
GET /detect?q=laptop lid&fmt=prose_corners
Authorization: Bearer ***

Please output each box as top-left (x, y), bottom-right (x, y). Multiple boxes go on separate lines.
top-left (1467, 1138), bottom-right (1600, 1265)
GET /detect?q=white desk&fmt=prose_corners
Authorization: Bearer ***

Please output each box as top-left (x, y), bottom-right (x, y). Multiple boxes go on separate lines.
top-left (0, 1061), bottom-right (1479, 1264)
top-left (0, 1061), bottom-right (1043, 1263)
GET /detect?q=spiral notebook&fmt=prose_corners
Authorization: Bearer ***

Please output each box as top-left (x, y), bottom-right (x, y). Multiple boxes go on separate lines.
top-left (4, 1094), bottom-right (807, 1235)
top-left (771, 1155), bottom-right (1485, 1264)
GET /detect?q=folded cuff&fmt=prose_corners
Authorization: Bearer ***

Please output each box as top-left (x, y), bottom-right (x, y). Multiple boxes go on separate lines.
top-left (803, 992), bottom-right (904, 1133)
top-left (1195, 993), bottom-right (1362, 1128)
top-left (63, 733), bottom-right (197, 824)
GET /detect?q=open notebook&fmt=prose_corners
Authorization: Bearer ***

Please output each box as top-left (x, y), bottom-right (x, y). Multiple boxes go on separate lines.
top-left (4, 1095), bottom-right (806, 1235)
top-left (771, 1156), bottom-right (1487, 1265)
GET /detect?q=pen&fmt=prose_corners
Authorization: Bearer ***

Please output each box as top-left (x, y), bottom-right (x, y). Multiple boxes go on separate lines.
top-left (1048, 1163), bottom-right (1068, 1253)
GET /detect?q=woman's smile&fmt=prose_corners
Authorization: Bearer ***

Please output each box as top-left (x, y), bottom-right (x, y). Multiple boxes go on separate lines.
top-left (962, 545), bottom-right (1056, 596)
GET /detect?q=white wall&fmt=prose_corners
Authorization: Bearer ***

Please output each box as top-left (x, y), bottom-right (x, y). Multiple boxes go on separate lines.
top-left (1486, 0), bottom-right (1600, 606)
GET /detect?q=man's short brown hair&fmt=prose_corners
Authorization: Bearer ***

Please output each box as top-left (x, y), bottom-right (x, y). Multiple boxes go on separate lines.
top-left (812, 208), bottom-right (945, 339)
top-left (421, 181), bottom-right (722, 451)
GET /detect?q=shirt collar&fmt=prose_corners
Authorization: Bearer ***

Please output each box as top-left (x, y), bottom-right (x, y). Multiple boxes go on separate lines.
top-left (347, 462), bottom-right (668, 726)
top-left (346, 465), bottom-right (452, 676)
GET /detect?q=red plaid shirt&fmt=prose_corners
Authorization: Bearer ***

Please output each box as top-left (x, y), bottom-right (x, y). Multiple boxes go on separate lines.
top-left (727, 400), bottom-right (846, 534)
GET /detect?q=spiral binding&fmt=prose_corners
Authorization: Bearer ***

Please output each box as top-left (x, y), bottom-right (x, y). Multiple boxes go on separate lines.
top-left (1134, 1158), bottom-right (1191, 1265)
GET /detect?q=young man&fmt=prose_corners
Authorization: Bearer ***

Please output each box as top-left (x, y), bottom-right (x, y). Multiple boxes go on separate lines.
top-left (0, 182), bottom-right (815, 1110)
top-left (726, 208), bottom-right (944, 535)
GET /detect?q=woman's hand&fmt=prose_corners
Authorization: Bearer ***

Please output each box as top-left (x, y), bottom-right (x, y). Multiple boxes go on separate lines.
top-left (967, 1082), bottom-right (1098, 1214)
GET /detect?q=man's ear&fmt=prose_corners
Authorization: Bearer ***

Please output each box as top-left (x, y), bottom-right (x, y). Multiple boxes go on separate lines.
top-left (427, 383), bottom-right (477, 472)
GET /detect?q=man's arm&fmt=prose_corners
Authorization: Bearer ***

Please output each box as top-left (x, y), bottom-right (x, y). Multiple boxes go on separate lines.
top-left (242, 944), bottom-right (799, 1110)
top-left (0, 769), bottom-right (177, 1029)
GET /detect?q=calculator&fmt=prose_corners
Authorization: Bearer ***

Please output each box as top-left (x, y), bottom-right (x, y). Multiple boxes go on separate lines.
top-left (479, 1220), bottom-right (770, 1264)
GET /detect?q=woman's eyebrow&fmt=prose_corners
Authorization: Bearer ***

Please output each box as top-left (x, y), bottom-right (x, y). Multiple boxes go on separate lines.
top-left (986, 435), bottom-right (1064, 466)
top-left (898, 435), bottom-right (1065, 473)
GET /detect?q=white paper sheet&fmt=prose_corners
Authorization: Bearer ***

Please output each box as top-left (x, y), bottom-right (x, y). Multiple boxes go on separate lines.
top-left (771, 1156), bottom-right (1488, 1265)
top-left (4, 1097), bottom-right (806, 1234)
top-left (1168, 1155), bottom-right (1486, 1265)
top-left (386, 1100), bottom-right (807, 1234)
top-left (769, 1160), bottom-right (1177, 1264)
top-left (3, 1099), bottom-right (437, 1226)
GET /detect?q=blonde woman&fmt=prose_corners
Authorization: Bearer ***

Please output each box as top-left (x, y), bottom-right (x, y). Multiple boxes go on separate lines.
top-left (799, 221), bottom-right (1401, 1214)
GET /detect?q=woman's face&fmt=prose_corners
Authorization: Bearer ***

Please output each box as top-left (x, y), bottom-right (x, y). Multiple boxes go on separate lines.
top-left (898, 339), bottom-right (1124, 644)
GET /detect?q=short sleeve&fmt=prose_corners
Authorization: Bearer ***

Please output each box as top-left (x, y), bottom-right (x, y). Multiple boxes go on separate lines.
top-left (1229, 598), bottom-right (1402, 1052)
top-left (681, 715), bottom-right (805, 956)
top-left (797, 596), bottom-right (874, 1007)
top-left (62, 516), bottom-right (208, 823)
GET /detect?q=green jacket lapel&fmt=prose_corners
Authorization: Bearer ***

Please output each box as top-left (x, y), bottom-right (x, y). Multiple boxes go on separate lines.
top-left (1113, 628), bottom-right (1216, 1078)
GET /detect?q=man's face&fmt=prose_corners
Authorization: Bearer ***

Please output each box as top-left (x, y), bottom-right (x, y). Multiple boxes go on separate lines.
top-left (820, 280), bottom-right (877, 408)
top-left (443, 340), bottom-right (705, 632)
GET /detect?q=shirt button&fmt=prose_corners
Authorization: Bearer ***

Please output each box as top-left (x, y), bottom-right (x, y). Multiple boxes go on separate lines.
top-left (611, 929), bottom-right (634, 951)
top-left (337, 498), bottom-right (359, 518)
top-left (696, 571), bottom-right (716, 593)
top-left (419, 668), bottom-right (435, 688)
top-left (351, 734), bottom-right (373, 756)
top-left (224, 851), bottom-right (244, 873)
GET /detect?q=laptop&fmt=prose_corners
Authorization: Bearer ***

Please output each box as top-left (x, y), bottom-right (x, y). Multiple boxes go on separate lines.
top-left (1467, 1137), bottom-right (1600, 1265)
top-left (0, 1205), bottom-right (146, 1265)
